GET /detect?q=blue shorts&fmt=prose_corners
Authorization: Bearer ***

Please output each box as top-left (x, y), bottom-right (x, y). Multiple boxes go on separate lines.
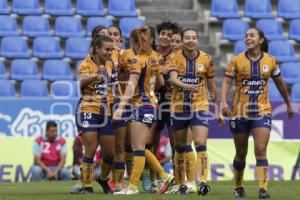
top-left (130, 106), bottom-right (156, 128)
top-left (171, 111), bottom-right (210, 132)
top-left (229, 115), bottom-right (272, 134)
top-left (76, 112), bottom-right (113, 135)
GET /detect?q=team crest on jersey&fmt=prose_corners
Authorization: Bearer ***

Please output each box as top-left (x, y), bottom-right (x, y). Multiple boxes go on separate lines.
top-left (263, 65), bottom-right (269, 73)
top-left (113, 58), bottom-right (118, 66)
top-left (82, 120), bottom-right (89, 128)
top-left (128, 57), bottom-right (137, 64)
top-left (198, 64), bottom-right (205, 72)
top-left (159, 58), bottom-right (165, 65)
top-left (148, 57), bottom-right (158, 65)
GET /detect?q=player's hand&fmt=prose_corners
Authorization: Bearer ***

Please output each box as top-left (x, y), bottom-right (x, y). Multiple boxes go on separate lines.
top-left (287, 105), bottom-right (294, 119)
top-left (221, 102), bottom-right (231, 117)
top-left (217, 114), bottom-right (225, 127)
top-left (113, 108), bottom-right (123, 120)
top-left (186, 84), bottom-right (198, 92)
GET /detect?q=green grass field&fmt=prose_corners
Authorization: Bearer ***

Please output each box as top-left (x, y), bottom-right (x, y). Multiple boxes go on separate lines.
top-left (0, 180), bottom-right (299, 200)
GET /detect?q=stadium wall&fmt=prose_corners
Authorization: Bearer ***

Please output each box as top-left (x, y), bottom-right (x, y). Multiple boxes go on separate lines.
top-left (0, 99), bottom-right (299, 182)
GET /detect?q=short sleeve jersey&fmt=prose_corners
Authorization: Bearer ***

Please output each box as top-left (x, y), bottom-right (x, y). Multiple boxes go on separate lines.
top-left (225, 52), bottom-right (280, 117)
top-left (169, 50), bottom-right (215, 113)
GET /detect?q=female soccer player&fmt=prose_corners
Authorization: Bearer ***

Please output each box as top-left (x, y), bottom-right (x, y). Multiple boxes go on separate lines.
top-left (221, 27), bottom-right (294, 199)
top-left (171, 32), bottom-right (183, 52)
top-left (169, 28), bottom-right (223, 196)
top-left (109, 25), bottom-right (123, 51)
top-left (113, 27), bottom-right (174, 195)
top-left (106, 25), bottom-right (128, 191)
top-left (170, 30), bottom-right (197, 193)
top-left (70, 35), bottom-right (115, 194)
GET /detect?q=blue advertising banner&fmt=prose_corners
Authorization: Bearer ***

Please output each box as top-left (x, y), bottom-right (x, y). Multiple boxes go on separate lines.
top-left (0, 99), bottom-right (299, 139)
top-left (0, 99), bottom-right (78, 138)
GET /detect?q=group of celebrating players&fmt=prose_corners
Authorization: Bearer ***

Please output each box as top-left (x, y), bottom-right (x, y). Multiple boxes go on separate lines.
top-left (70, 21), bottom-right (294, 199)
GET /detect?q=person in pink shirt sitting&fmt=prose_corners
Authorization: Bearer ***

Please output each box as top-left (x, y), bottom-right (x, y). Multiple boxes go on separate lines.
top-left (31, 121), bottom-right (70, 181)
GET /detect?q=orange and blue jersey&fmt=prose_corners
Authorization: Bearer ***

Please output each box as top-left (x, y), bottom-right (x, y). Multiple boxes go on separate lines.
top-left (77, 55), bottom-right (111, 116)
top-left (128, 50), bottom-right (161, 108)
top-left (157, 50), bottom-right (173, 103)
top-left (118, 48), bottom-right (136, 93)
top-left (106, 49), bottom-right (123, 105)
top-left (169, 50), bottom-right (215, 113)
top-left (225, 51), bottom-right (281, 118)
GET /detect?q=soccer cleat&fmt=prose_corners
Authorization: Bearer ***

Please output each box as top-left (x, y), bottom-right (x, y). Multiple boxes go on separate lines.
top-left (158, 174), bottom-right (175, 194)
top-left (198, 182), bottom-right (211, 196)
top-left (150, 183), bottom-right (158, 193)
top-left (186, 181), bottom-right (197, 193)
top-left (113, 187), bottom-right (139, 195)
top-left (114, 181), bottom-right (126, 192)
top-left (178, 184), bottom-right (188, 195)
top-left (96, 176), bottom-right (113, 194)
top-left (142, 170), bottom-right (151, 192)
top-left (107, 180), bottom-right (116, 192)
top-left (166, 184), bottom-right (179, 194)
top-left (70, 181), bottom-right (84, 194)
top-left (234, 187), bottom-right (246, 198)
top-left (259, 188), bottom-right (270, 199)
top-left (83, 187), bottom-right (94, 194)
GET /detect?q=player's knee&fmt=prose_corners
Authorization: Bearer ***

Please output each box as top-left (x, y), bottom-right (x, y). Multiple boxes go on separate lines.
top-left (115, 142), bottom-right (125, 154)
top-left (255, 145), bottom-right (267, 158)
top-left (235, 150), bottom-right (248, 160)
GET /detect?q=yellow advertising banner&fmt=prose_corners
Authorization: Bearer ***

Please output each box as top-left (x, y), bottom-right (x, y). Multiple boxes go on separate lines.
top-left (0, 137), bottom-right (299, 182)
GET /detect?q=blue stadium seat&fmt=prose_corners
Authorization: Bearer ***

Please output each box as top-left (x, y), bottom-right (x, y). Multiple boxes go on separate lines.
top-left (20, 80), bottom-right (48, 97)
top-left (233, 40), bottom-right (246, 55)
top-left (65, 37), bottom-right (90, 59)
top-left (87, 17), bottom-right (113, 36)
top-left (0, 80), bottom-right (16, 97)
top-left (211, 0), bottom-right (240, 18)
top-left (222, 19), bottom-right (249, 41)
top-left (1, 36), bottom-right (30, 58)
top-left (11, 59), bottom-right (39, 81)
top-left (12, 0), bottom-right (42, 15)
top-left (23, 16), bottom-right (52, 37)
top-left (0, 16), bottom-right (19, 36)
top-left (43, 60), bottom-right (72, 81)
top-left (278, 0), bottom-right (300, 19)
top-left (75, 60), bottom-right (83, 80)
top-left (45, 0), bottom-right (74, 16)
top-left (280, 62), bottom-right (300, 85)
top-left (108, 0), bottom-right (137, 17)
top-left (55, 17), bottom-right (84, 38)
top-left (289, 19), bottom-right (300, 41)
top-left (269, 40), bottom-right (299, 62)
top-left (268, 81), bottom-right (283, 101)
top-left (244, 0), bottom-right (273, 19)
top-left (120, 17), bottom-right (145, 38)
top-left (256, 19), bottom-right (285, 40)
top-left (51, 81), bottom-right (79, 98)
top-left (291, 83), bottom-right (300, 102)
top-left (76, 0), bottom-right (105, 16)
top-left (0, 0), bottom-right (10, 14)
top-left (0, 61), bottom-right (6, 79)
top-left (33, 37), bottom-right (62, 59)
